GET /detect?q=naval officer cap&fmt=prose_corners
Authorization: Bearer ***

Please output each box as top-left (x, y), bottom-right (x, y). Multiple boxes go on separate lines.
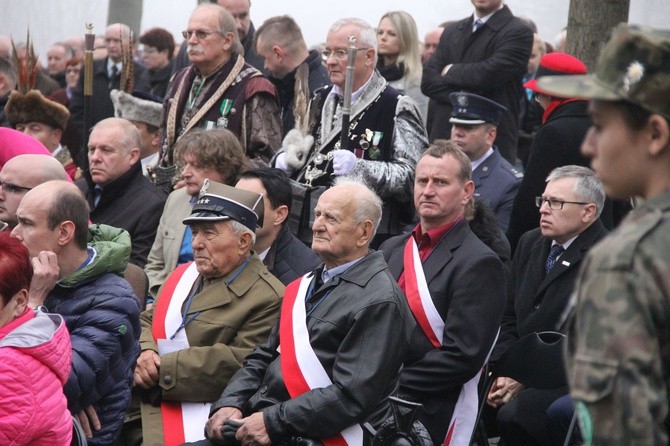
top-left (449, 92), bottom-right (508, 126)
top-left (183, 179), bottom-right (264, 231)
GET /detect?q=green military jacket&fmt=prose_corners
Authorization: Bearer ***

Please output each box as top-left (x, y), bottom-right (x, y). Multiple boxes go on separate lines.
top-left (139, 252), bottom-right (284, 446)
top-left (567, 190), bottom-right (670, 445)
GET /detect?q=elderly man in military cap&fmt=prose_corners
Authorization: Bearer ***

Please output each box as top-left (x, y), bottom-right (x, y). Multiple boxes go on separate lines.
top-left (134, 180), bottom-right (284, 446)
top-left (110, 90), bottom-right (163, 178)
top-left (538, 24), bottom-right (670, 444)
top-left (449, 92), bottom-right (522, 232)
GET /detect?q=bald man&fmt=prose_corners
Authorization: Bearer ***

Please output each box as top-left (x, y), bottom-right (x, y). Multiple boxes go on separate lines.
top-left (11, 180), bottom-right (140, 446)
top-left (0, 154), bottom-right (68, 229)
top-left (69, 23), bottom-right (149, 150)
top-left (421, 27), bottom-right (444, 63)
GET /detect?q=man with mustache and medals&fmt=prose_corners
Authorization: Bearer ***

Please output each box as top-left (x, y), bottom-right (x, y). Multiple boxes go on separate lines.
top-left (155, 4), bottom-right (282, 193)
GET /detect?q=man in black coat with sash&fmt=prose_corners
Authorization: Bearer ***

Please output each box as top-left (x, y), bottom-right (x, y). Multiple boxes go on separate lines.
top-left (380, 141), bottom-right (505, 445)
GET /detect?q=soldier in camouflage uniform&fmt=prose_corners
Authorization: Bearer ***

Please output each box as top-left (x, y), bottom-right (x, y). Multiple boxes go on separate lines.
top-left (537, 24), bottom-right (670, 445)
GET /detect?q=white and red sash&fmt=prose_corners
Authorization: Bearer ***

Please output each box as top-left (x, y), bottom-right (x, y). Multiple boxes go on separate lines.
top-left (402, 237), bottom-right (489, 446)
top-left (279, 273), bottom-right (364, 446)
top-left (151, 262), bottom-right (210, 446)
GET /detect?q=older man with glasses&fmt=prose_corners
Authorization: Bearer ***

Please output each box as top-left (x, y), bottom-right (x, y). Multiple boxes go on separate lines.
top-left (156, 3), bottom-right (281, 193)
top-left (0, 153), bottom-right (68, 230)
top-left (488, 165), bottom-right (608, 445)
top-left (275, 17), bottom-right (428, 247)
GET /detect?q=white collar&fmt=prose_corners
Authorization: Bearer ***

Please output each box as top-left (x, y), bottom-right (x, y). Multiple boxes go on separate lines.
top-left (473, 3), bottom-right (504, 22)
top-left (329, 71), bottom-right (375, 105)
top-left (51, 144), bottom-right (64, 157)
top-left (258, 246), bottom-right (271, 261)
top-left (552, 234), bottom-right (578, 252)
top-left (106, 58), bottom-right (121, 76)
top-left (471, 147), bottom-right (494, 171)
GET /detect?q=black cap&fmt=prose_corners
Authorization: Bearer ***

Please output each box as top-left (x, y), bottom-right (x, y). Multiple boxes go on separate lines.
top-left (183, 180), bottom-right (264, 232)
top-left (449, 92), bottom-right (508, 126)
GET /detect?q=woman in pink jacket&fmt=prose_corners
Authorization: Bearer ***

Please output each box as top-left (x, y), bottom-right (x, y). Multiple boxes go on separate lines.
top-left (0, 233), bottom-right (73, 445)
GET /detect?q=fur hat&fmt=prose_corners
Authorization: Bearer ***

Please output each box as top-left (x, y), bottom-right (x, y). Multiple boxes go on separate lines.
top-left (4, 90), bottom-right (70, 131)
top-left (110, 89), bottom-right (163, 128)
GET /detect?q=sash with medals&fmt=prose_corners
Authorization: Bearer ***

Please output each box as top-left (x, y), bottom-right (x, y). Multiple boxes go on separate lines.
top-left (151, 262), bottom-right (211, 446)
top-left (402, 237), bottom-right (488, 446)
top-left (279, 273), bottom-right (364, 446)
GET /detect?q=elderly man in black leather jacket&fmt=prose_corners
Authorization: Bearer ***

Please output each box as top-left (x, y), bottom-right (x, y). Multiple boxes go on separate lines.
top-left (195, 180), bottom-right (416, 446)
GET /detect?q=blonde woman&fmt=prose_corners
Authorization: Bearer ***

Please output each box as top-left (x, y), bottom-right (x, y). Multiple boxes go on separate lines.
top-left (377, 11), bottom-right (428, 121)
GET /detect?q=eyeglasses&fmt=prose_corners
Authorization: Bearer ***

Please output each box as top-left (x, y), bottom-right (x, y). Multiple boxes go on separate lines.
top-left (0, 181), bottom-right (33, 194)
top-left (321, 47), bottom-right (370, 61)
top-left (182, 29), bottom-right (223, 40)
top-left (535, 197), bottom-right (589, 210)
top-left (66, 67), bottom-right (81, 74)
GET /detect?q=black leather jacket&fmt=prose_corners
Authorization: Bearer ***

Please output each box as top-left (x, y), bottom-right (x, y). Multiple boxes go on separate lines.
top-left (211, 251), bottom-right (416, 442)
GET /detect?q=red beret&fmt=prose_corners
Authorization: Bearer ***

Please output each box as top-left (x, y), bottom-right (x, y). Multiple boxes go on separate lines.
top-left (524, 52), bottom-right (587, 96)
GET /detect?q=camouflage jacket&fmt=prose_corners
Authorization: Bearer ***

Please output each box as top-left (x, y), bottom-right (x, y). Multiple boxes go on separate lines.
top-left (566, 189), bottom-right (670, 445)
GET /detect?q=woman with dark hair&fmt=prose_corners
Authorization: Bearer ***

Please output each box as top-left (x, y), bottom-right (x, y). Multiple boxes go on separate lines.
top-left (139, 27), bottom-right (176, 98)
top-left (0, 233), bottom-right (73, 445)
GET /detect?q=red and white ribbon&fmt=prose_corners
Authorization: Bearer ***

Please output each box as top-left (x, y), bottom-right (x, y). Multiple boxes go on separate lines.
top-left (152, 262), bottom-right (210, 446)
top-left (280, 274), bottom-right (364, 446)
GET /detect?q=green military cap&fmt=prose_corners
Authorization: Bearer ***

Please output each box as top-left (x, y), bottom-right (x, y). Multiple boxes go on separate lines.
top-left (537, 24), bottom-right (670, 119)
top-left (183, 179), bottom-right (264, 231)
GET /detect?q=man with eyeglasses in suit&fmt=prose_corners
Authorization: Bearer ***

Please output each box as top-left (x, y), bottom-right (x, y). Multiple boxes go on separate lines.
top-left (488, 165), bottom-right (608, 445)
top-left (157, 3), bottom-right (281, 192)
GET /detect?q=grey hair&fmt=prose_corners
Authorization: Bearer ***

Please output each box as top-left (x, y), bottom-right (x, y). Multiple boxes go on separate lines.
top-left (546, 165), bottom-right (605, 218)
top-left (227, 219), bottom-right (257, 246)
top-left (106, 23), bottom-right (133, 42)
top-left (333, 177), bottom-right (382, 237)
top-left (91, 118), bottom-right (141, 156)
top-left (328, 18), bottom-right (378, 65)
top-left (195, 3), bottom-right (243, 55)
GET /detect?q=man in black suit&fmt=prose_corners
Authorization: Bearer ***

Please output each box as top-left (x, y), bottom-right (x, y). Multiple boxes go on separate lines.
top-left (69, 23), bottom-right (147, 155)
top-left (488, 165), bottom-right (608, 445)
top-left (421, 0), bottom-right (533, 164)
top-left (380, 140), bottom-right (506, 445)
top-left (77, 118), bottom-right (166, 267)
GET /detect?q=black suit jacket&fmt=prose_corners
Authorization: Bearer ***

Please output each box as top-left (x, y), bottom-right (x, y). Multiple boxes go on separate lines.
top-left (380, 219), bottom-right (506, 443)
top-left (506, 100), bottom-right (592, 253)
top-left (77, 163), bottom-right (166, 267)
top-left (421, 5), bottom-right (532, 163)
top-left (493, 220), bottom-right (608, 361)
